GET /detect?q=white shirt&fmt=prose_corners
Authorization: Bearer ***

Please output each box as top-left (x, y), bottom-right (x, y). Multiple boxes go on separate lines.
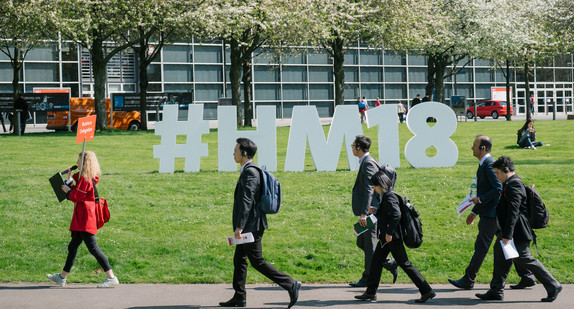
top-left (239, 160), bottom-right (253, 174)
top-left (359, 152), bottom-right (370, 165)
top-left (479, 153), bottom-right (492, 166)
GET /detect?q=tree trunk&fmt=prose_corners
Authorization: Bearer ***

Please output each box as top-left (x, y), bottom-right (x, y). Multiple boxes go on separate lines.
top-left (11, 46), bottom-right (21, 101)
top-left (332, 38), bottom-right (345, 106)
top-left (525, 61), bottom-right (531, 121)
top-left (138, 39), bottom-right (149, 130)
top-left (92, 38), bottom-right (108, 130)
top-left (242, 57), bottom-right (253, 127)
top-left (229, 39), bottom-right (243, 126)
top-left (435, 64), bottom-right (446, 102)
top-left (425, 55), bottom-right (436, 100)
top-left (505, 60), bottom-right (512, 121)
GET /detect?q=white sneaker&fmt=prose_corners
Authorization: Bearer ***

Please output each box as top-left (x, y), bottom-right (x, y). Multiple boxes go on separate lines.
top-left (46, 273), bottom-right (66, 287)
top-left (531, 146), bottom-right (537, 150)
top-left (97, 276), bottom-right (119, 288)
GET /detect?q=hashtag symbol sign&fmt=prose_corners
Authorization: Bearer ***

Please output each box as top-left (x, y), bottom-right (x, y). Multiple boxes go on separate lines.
top-left (153, 104), bottom-right (209, 173)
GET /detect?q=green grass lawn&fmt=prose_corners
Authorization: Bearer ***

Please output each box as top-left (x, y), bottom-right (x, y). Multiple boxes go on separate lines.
top-left (1, 119), bottom-right (573, 285)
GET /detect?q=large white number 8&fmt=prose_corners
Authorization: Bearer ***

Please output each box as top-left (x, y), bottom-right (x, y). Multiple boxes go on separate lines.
top-left (405, 102), bottom-right (458, 168)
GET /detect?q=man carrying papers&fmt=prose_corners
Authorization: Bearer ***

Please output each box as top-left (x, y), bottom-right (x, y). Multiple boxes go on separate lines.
top-left (219, 138), bottom-right (301, 308)
top-left (476, 156), bottom-right (562, 302)
top-left (449, 135), bottom-right (502, 290)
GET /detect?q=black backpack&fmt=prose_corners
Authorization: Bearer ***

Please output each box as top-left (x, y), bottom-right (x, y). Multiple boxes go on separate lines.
top-left (396, 193), bottom-right (423, 249)
top-left (380, 164), bottom-right (397, 190)
top-left (523, 183), bottom-right (549, 229)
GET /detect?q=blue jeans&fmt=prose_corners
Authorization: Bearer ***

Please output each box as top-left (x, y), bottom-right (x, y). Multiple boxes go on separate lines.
top-left (519, 136), bottom-right (542, 148)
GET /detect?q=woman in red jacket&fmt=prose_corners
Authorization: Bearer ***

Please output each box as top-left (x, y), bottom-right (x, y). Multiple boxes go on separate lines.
top-left (47, 151), bottom-right (119, 288)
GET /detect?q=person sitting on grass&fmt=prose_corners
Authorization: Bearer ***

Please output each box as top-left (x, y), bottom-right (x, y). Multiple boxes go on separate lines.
top-left (517, 119), bottom-right (543, 150)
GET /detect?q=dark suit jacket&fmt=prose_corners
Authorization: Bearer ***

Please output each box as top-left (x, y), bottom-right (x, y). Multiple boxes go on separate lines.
top-left (352, 154), bottom-right (380, 216)
top-left (233, 161), bottom-right (267, 233)
top-left (376, 191), bottom-right (402, 240)
top-left (497, 174), bottom-right (533, 243)
top-left (471, 155), bottom-right (502, 218)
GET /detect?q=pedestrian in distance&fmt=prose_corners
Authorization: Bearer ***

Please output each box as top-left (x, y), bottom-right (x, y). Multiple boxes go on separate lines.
top-left (449, 135), bottom-right (502, 290)
top-left (13, 93), bottom-right (29, 135)
top-left (358, 97), bottom-right (368, 123)
top-left (350, 135), bottom-right (398, 288)
top-left (47, 151), bottom-right (119, 288)
top-left (397, 101), bottom-right (406, 123)
top-left (354, 171), bottom-right (435, 304)
top-left (476, 156), bottom-right (562, 302)
top-left (411, 94), bottom-right (421, 107)
top-left (219, 138), bottom-right (301, 308)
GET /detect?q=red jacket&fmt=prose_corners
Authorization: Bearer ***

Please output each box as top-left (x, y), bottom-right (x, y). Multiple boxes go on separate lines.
top-left (67, 174), bottom-right (99, 235)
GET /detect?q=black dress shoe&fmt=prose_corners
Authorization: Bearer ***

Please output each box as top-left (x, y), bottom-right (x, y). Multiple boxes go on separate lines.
top-left (354, 292), bottom-right (377, 301)
top-left (510, 278), bottom-right (536, 289)
top-left (476, 291), bottom-right (503, 301)
top-left (288, 280), bottom-right (301, 308)
top-left (219, 298), bottom-right (246, 307)
top-left (349, 280), bottom-right (367, 287)
top-left (383, 258), bottom-right (399, 284)
top-left (448, 277), bottom-right (474, 290)
top-left (415, 290), bottom-right (436, 303)
top-left (541, 284), bottom-right (562, 302)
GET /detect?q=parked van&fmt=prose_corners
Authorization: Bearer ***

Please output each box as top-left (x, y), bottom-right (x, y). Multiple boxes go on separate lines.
top-left (47, 98), bottom-right (141, 131)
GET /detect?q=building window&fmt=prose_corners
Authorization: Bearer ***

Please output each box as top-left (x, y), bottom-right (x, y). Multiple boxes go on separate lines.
top-left (25, 63), bottom-right (59, 82)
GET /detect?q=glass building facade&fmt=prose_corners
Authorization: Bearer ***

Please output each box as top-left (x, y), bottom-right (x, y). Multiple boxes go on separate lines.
top-left (1, 38), bottom-right (573, 124)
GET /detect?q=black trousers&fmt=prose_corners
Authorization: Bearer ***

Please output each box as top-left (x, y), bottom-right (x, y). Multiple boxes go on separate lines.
top-left (465, 216), bottom-right (497, 281)
top-left (489, 237), bottom-right (560, 296)
top-left (356, 222), bottom-right (378, 282)
top-left (232, 230), bottom-right (294, 299)
top-left (64, 231), bottom-right (112, 273)
top-left (366, 239), bottom-right (431, 295)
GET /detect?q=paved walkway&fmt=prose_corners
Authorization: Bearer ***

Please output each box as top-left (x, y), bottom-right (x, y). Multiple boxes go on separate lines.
top-left (0, 283), bottom-right (570, 309)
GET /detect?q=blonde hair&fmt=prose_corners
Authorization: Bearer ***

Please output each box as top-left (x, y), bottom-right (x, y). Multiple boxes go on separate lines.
top-left (78, 151), bottom-right (101, 180)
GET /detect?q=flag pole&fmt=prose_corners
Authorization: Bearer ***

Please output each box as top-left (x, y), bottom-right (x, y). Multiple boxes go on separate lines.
top-left (78, 137), bottom-right (86, 177)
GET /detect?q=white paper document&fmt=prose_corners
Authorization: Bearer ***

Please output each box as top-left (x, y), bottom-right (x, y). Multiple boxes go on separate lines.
top-left (457, 194), bottom-right (474, 215)
top-left (227, 232), bottom-right (255, 246)
top-left (501, 239), bottom-right (519, 260)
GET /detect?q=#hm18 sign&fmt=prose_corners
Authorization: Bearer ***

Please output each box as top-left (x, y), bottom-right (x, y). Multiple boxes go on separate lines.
top-left (153, 102), bottom-right (459, 173)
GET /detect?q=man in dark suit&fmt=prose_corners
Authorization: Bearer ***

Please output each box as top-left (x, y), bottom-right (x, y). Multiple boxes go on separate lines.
top-left (449, 135), bottom-right (502, 290)
top-left (411, 94), bottom-right (421, 108)
top-left (219, 138), bottom-right (301, 308)
top-left (350, 135), bottom-right (397, 287)
top-left (13, 94), bottom-right (28, 135)
top-left (476, 156), bottom-right (561, 302)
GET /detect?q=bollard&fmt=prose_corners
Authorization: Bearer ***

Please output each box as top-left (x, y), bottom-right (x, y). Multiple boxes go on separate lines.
top-left (553, 100), bottom-right (556, 120)
top-left (474, 103), bottom-right (477, 122)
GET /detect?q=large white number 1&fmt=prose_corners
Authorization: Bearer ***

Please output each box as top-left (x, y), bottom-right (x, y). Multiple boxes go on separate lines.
top-left (366, 104), bottom-right (400, 167)
top-left (405, 102), bottom-right (458, 168)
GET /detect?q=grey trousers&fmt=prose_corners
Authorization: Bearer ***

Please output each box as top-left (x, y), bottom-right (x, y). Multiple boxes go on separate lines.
top-left (489, 237), bottom-right (560, 296)
top-left (356, 222), bottom-right (378, 281)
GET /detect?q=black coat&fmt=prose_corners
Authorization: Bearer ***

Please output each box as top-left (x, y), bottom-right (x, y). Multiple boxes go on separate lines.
top-left (471, 155), bottom-right (502, 217)
top-left (232, 162), bottom-right (267, 233)
top-left (496, 174), bottom-right (533, 243)
top-left (352, 155), bottom-right (380, 216)
top-left (376, 191), bottom-right (402, 240)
